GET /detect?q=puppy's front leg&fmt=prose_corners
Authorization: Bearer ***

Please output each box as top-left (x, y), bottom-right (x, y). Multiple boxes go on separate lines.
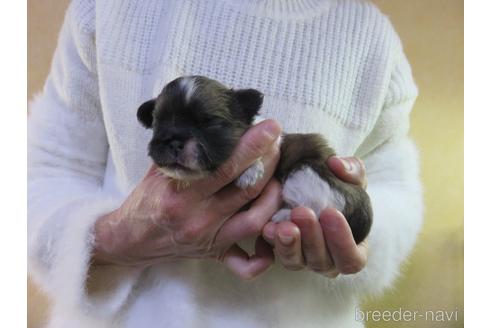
top-left (235, 159), bottom-right (264, 189)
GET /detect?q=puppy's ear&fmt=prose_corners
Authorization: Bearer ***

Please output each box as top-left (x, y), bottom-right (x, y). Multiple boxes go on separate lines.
top-left (234, 89), bottom-right (264, 123)
top-left (137, 99), bottom-right (156, 128)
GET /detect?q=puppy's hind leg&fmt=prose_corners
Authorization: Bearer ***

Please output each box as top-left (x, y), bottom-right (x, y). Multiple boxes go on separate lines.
top-left (282, 166), bottom-right (346, 217)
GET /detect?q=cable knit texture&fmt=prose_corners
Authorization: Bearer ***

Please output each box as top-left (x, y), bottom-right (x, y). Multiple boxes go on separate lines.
top-left (27, 0), bottom-right (423, 327)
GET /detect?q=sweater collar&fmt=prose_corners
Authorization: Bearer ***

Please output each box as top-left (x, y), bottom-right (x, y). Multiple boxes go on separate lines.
top-left (219, 0), bottom-right (337, 19)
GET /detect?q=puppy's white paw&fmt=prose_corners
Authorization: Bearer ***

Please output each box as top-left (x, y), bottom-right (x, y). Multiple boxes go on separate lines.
top-left (272, 209), bottom-right (292, 223)
top-left (235, 160), bottom-right (264, 189)
top-left (282, 166), bottom-right (346, 216)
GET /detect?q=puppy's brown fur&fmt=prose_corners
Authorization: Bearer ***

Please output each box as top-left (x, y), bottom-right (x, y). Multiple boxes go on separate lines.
top-left (276, 134), bottom-right (372, 244)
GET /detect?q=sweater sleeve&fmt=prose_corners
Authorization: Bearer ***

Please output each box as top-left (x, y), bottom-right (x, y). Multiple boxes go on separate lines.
top-left (334, 43), bottom-right (423, 297)
top-left (27, 2), bottom-right (142, 318)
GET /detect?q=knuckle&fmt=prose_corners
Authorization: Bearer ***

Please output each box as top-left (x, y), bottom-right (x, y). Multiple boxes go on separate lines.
top-left (173, 223), bottom-right (205, 245)
top-left (216, 161), bottom-right (240, 181)
top-left (339, 261), bottom-right (364, 274)
top-left (241, 183), bottom-right (264, 202)
top-left (243, 137), bottom-right (267, 157)
top-left (172, 229), bottom-right (193, 245)
top-left (163, 193), bottom-right (185, 217)
top-left (284, 263), bottom-right (305, 271)
top-left (324, 270), bottom-right (340, 278)
top-left (279, 247), bottom-right (298, 260)
top-left (242, 214), bottom-right (263, 236)
top-left (308, 262), bottom-right (328, 273)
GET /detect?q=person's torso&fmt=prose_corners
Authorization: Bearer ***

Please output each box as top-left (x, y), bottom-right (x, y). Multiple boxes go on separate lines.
top-left (92, 0), bottom-right (396, 193)
top-left (83, 1), bottom-right (397, 326)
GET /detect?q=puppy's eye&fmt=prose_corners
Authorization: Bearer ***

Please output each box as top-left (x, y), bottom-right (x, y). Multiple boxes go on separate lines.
top-left (205, 117), bottom-right (227, 129)
top-left (207, 122), bottom-right (225, 129)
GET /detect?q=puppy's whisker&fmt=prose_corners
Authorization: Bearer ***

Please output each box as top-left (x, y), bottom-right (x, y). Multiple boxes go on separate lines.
top-left (196, 139), bottom-right (213, 163)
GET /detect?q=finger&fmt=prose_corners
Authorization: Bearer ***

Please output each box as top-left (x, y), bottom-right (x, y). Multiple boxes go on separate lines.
top-left (327, 156), bottom-right (367, 189)
top-left (194, 120), bottom-right (282, 197)
top-left (290, 207), bottom-right (336, 274)
top-left (214, 179), bottom-right (282, 247)
top-left (274, 221), bottom-right (305, 271)
top-left (213, 144), bottom-right (280, 216)
top-left (262, 221), bottom-right (277, 245)
top-left (319, 208), bottom-right (368, 275)
top-left (220, 237), bottom-right (274, 280)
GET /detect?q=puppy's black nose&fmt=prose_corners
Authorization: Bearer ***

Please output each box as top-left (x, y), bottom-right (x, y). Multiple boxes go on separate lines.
top-left (168, 139), bottom-right (184, 155)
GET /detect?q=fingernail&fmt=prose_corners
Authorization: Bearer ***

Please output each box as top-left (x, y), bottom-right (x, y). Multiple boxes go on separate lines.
top-left (279, 233), bottom-right (294, 245)
top-left (263, 121), bottom-right (281, 141)
top-left (339, 157), bottom-right (353, 172)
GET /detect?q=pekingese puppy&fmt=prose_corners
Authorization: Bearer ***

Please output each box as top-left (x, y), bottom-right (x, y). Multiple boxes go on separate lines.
top-left (137, 76), bottom-right (372, 243)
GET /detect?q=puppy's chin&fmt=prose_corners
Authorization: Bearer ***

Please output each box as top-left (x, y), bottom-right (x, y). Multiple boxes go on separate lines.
top-left (151, 138), bottom-right (210, 181)
top-left (156, 165), bottom-right (208, 181)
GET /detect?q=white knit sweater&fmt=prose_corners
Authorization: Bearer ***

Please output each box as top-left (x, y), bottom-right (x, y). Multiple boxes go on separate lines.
top-left (27, 0), bottom-right (423, 327)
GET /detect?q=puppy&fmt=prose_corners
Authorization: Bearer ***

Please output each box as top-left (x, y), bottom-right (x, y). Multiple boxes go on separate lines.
top-left (137, 76), bottom-right (372, 243)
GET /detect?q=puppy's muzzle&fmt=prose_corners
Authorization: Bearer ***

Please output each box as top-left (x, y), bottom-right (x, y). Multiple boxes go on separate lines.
top-left (167, 139), bottom-right (185, 157)
top-left (149, 136), bottom-right (201, 171)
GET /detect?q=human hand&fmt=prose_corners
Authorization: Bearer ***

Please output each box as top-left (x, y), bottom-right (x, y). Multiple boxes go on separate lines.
top-left (262, 156), bottom-right (368, 277)
top-left (93, 120), bottom-right (282, 280)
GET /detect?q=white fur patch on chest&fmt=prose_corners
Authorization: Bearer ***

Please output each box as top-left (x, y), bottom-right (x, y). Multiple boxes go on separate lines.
top-left (281, 166), bottom-right (346, 217)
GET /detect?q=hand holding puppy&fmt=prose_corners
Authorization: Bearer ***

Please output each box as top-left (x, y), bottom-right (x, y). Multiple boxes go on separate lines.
top-left (263, 156), bottom-right (369, 277)
top-left (94, 75), bottom-right (371, 281)
top-left (93, 120), bottom-right (282, 280)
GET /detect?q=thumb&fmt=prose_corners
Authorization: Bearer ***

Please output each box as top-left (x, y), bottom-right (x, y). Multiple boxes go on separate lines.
top-left (327, 156), bottom-right (367, 189)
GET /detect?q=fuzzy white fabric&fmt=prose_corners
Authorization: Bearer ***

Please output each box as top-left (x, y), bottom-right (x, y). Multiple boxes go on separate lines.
top-left (27, 0), bottom-right (423, 327)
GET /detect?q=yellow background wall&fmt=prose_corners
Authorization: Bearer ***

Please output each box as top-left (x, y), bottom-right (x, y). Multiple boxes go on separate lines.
top-left (362, 1), bottom-right (463, 327)
top-left (27, 1), bottom-right (464, 327)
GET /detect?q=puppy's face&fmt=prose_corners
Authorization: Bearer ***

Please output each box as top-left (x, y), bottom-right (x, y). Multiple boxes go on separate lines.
top-left (137, 76), bottom-right (263, 180)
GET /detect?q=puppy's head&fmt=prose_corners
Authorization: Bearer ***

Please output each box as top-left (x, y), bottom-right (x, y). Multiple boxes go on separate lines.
top-left (137, 76), bottom-right (263, 180)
